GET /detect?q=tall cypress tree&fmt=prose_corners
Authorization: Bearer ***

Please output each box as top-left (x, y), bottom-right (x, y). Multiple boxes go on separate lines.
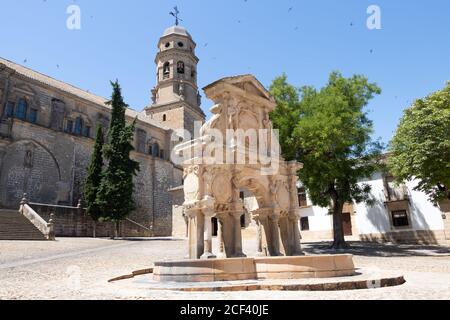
top-left (84, 124), bottom-right (104, 237)
top-left (96, 80), bottom-right (140, 237)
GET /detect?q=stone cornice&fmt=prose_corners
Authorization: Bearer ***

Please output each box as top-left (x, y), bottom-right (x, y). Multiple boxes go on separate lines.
top-left (155, 49), bottom-right (199, 64)
top-left (146, 101), bottom-right (205, 119)
top-left (0, 65), bottom-right (169, 133)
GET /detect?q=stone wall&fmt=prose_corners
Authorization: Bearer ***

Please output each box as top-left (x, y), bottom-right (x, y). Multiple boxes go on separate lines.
top-left (33, 204), bottom-right (150, 237)
top-left (359, 230), bottom-right (448, 245)
top-left (0, 66), bottom-right (180, 237)
top-left (170, 186), bottom-right (187, 238)
top-left (440, 200), bottom-right (450, 243)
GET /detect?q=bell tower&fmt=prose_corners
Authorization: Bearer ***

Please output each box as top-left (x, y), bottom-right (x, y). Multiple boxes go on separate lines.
top-left (145, 23), bottom-right (205, 138)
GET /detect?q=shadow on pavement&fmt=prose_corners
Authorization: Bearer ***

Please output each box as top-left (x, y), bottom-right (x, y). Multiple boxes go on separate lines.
top-left (303, 241), bottom-right (450, 257)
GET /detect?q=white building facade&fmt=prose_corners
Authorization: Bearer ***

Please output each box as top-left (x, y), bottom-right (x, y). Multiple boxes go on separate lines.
top-left (298, 171), bottom-right (450, 245)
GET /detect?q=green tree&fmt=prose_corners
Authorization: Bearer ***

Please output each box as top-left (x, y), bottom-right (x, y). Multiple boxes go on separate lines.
top-left (97, 80), bottom-right (140, 238)
top-left (84, 124), bottom-right (104, 237)
top-left (389, 83), bottom-right (450, 204)
top-left (270, 72), bottom-right (383, 249)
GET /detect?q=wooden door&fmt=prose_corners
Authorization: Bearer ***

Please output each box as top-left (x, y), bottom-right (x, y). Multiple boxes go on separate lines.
top-left (342, 213), bottom-right (352, 236)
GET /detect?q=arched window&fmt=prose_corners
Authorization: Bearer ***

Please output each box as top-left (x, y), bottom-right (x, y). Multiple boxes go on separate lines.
top-left (162, 114), bottom-right (167, 122)
top-left (151, 143), bottom-right (160, 157)
top-left (177, 61), bottom-right (185, 74)
top-left (74, 116), bottom-right (83, 135)
top-left (163, 62), bottom-right (170, 79)
top-left (16, 99), bottom-right (28, 120)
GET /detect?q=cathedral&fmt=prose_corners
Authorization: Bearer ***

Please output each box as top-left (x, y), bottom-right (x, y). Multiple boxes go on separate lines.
top-left (0, 24), bottom-right (203, 236)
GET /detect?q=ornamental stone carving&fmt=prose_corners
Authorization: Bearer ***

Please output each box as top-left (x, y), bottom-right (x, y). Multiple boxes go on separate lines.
top-left (181, 75), bottom-right (304, 259)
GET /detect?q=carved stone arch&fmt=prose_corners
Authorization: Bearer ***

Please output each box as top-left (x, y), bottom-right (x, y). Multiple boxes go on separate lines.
top-left (233, 174), bottom-right (271, 209)
top-left (270, 177), bottom-right (291, 213)
top-left (0, 139), bottom-right (63, 208)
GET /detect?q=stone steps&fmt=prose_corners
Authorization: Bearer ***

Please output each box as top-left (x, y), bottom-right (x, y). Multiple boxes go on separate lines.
top-left (0, 209), bottom-right (47, 241)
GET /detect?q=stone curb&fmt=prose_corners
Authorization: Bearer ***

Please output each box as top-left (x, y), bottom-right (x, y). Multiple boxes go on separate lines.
top-left (108, 268), bottom-right (154, 283)
top-left (148, 276), bottom-right (406, 292)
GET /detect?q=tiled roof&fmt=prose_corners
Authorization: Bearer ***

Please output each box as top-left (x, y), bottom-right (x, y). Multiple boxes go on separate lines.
top-left (0, 57), bottom-right (169, 130)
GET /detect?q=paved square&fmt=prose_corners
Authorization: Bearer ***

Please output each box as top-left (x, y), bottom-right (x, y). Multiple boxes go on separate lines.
top-left (0, 238), bottom-right (449, 300)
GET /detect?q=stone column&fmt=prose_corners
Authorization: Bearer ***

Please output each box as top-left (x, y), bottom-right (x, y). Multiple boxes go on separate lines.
top-left (186, 208), bottom-right (204, 259)
top-left (216, 219), bottom-right (226, 258)
top-left (290, 215), bottom-right (304, 255)
top-left (269, 213), bottom-right (282, 256)
top-left (186, 215), bottom-right (196, 259)
top-left (196, 211), bottom-right (205, 259)
top-left (255, 218), bottom-right (265, 256)
top-left (278, 215), bottom-right (291, 255)
top-left (217, 212), bottom-right (233, 258)
top-left (201, 208), bottom-right (216, 259)
top-left (231, 211), bottom-right (246, 257)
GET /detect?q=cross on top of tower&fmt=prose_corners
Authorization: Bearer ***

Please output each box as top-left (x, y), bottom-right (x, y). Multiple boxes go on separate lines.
top-left (169, 6), bottom-right (183, 26)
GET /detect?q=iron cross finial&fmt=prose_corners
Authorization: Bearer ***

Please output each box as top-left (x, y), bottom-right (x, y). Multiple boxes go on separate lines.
top-left (169, 6), bottom-right (183, 26)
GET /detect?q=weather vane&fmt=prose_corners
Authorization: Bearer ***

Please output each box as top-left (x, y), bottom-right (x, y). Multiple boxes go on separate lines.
top-left (169, 6), bottom-right (183, 26)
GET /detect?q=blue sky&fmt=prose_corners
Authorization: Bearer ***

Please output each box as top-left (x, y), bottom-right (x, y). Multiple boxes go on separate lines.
top-left (1, 0), bottom-right (449, 144)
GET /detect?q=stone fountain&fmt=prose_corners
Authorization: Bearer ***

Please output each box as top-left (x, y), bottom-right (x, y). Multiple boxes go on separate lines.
top-left (153, 75), bottom-right (356, 282)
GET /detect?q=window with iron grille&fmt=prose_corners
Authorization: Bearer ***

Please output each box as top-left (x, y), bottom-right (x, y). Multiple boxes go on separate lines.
top-left (298, 187), bottom-right (308, 207)
top-left (391, 210), bottom-right (409, 228)
top-left (300, 217), bottom-right (310, 231)
top-left (16, 99), bottom-right (27, 120)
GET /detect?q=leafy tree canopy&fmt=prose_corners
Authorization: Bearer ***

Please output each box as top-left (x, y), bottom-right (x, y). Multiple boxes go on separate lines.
top-left (270, 72), bottom-right (383, 248)
top-left (389, 83), bottom-right (450, 203)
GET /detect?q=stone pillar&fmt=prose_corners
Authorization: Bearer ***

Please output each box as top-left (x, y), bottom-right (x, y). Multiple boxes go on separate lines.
top-left (268, 212), bottom-right (282, 256)
top-left (255, 218), bottom-right (265, 256)
top-left (196, 211), bottom-right (205, 259)
top-left (186, 208), bottom-right (204, 259)
top-left (186, 215), bottom-right (196, 259)
top-left (231, 210), bottom-right (246, 257)
top-left (217, 212), bottom-right (233, 258)
top-left (216, 219), bottom-right (226, 258)
top-left (290, 215), bottom-right (304, 256)
top-left (201, 208), bottom-right (216, 259)
top-left (278, 215), bottom-right (291, 255)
